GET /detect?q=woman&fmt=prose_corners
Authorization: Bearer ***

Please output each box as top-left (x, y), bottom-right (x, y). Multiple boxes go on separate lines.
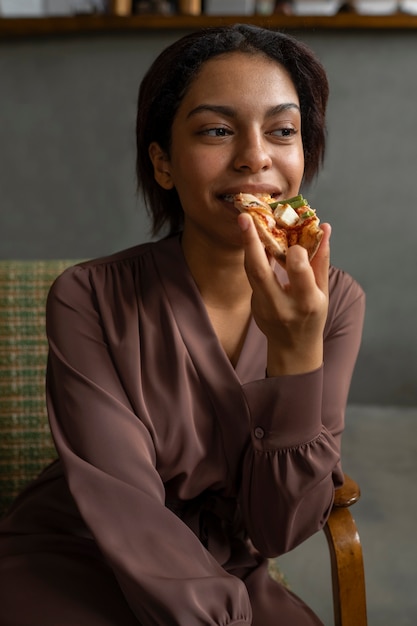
top-left (0, 25), bottom-right (365, 625)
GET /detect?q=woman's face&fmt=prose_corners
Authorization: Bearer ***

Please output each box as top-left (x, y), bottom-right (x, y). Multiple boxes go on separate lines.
top-left (150, 51), bottom-right (304, 252)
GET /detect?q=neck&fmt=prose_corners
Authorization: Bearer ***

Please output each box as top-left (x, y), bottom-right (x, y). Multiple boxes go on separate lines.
top-left (181, 227), bottom-right (254, 366)
top-left (181, 229), bottom-right (252, 309)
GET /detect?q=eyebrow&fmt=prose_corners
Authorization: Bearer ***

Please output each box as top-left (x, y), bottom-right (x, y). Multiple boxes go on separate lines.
top-left (186, 103), bottom-right (300, 119)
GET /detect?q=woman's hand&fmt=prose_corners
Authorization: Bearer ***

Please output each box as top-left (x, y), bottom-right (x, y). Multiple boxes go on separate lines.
top-left (238, 212), bottom-right (331, 376)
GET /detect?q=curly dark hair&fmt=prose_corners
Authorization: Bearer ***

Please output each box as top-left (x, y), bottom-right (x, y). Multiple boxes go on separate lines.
top-left (136, 24), bottom-right (329, 237)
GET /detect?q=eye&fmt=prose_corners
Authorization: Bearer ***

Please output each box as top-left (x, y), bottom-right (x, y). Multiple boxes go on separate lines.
top-left (271, 127), bottom-right (297, 138)
top-left (201, 127), bottom-right (232, 137)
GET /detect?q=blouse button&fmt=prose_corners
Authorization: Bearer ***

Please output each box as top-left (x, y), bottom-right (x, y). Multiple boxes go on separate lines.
top-left (254, 426), bottom-right (265, 439)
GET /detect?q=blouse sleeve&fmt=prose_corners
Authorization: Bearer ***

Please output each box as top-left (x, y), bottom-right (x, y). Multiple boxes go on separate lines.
top-left (239, 269), bottom-right (365, 557)
top-left (45, 264), bottom-right (251, 626)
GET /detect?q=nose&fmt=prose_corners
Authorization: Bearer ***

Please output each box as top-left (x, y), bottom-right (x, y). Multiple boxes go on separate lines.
top-left (233, 131), bottom-right (272, 173)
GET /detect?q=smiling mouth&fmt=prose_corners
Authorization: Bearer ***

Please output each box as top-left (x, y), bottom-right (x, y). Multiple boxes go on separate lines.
top-left (220, 193), bottom-right (279, 203)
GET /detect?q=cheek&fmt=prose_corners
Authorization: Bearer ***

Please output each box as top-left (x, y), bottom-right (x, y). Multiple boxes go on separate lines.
top-left (168, 158), bottom-right (206, 206)
top-left (284, 145), bottom-right (305, 181)
top-left (170, 149), bottom-right (212, 190)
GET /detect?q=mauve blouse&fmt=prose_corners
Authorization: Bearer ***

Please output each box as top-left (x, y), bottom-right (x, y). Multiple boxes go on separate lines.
top-left (0, 235), bottom-right (365, 625)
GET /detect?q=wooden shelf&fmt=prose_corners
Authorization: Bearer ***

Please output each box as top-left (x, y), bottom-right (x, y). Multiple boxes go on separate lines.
top-left (1, 12), bottom-right (417, 38)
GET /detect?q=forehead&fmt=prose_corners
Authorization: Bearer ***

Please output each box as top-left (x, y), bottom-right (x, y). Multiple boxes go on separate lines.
top-left (182, 51), bottom-right (299, 107)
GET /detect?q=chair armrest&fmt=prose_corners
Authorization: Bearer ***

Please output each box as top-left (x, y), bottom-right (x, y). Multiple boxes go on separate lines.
top-left (333, 473), bottom-right (361, 508)
top-left (324, 473), bottom-right (367, 626)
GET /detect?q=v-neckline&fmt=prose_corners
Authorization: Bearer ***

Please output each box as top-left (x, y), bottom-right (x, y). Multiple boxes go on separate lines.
top-left (153, 236), bottom-right (267, 385)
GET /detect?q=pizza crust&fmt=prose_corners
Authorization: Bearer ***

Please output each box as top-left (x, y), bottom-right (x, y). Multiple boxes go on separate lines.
top-left (247, 210), bottom-right (288, 264)
top-left (296, 220), bottom-right (323, 261)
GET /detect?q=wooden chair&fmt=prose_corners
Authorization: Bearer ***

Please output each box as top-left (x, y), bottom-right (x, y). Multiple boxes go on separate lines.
top-left (0, 260), bottom-right (367, 625)
top-left (326, 474), bottom-right (367, 625)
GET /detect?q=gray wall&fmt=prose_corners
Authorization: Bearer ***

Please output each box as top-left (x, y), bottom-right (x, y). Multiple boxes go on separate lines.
top-left (1, 29), bottom-right (416, 406)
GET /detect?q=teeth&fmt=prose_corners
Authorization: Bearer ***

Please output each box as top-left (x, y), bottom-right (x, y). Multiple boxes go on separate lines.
top-left (221, 193), bottom-right (278, 202)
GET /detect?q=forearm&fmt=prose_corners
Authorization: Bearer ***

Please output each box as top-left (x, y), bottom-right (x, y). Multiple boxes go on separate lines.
top-left (240, 273), bottom-right (365, 557)
top-left (240, 368), bottom-right (340, 557)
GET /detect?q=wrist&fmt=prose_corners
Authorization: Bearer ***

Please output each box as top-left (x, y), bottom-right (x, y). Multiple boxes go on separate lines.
top-left (266, 342), bottom-right (323, 377)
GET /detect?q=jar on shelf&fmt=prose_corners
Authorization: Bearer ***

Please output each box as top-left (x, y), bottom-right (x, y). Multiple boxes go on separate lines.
top-left (177, 0), bottom-right (202, 14)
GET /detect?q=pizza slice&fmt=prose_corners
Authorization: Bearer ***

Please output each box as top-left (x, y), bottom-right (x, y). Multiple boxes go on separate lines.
top-left (234, 192), bottom-right (323, 267)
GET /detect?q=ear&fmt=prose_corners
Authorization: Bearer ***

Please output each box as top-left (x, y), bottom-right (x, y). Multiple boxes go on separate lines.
top-left (148, 142), bottom-right (174, 190)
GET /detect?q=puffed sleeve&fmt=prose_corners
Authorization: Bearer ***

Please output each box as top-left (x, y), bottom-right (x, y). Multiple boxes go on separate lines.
top-left (45, 263), bottom-right (251, 626)
top-left (239, 268), bottom-right (365, 557)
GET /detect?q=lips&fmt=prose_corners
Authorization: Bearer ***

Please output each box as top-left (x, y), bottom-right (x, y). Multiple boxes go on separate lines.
top-left (220, 192), bottom-right (280, 203)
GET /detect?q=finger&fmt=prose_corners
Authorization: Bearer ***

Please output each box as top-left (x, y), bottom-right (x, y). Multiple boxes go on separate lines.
top-left (285, 223), bottom-right (331, 302)
top-left (285, 244), bottom-right (317, 302)
top-left (237, 213), bottom-right (273, 279)
top-left (310, 222), bottom-right (331, 295)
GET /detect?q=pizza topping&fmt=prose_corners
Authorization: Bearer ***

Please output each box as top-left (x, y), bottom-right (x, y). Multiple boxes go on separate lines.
top-left (272, 204), bottom-right (299, 228)
top-left (269, 194), bottom-right (307, 210)
top-left (233, 191), bottom-right (323, 267)
top-left (235, 193), bottom-right (319, 230)
top-left (299, 209), bottom-right (315, 220)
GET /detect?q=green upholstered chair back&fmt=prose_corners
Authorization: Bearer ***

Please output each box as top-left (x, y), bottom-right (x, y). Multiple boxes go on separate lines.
top-left (0, 260), bottom-right (76, 516)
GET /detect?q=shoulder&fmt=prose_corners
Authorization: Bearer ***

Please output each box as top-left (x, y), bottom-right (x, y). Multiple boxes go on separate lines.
top-left (328, 265), bottom-right (365, 305)
top-left (74, 241), bottom-right (155, 276)
top-left (327, 265), bottom-right (366, 328)
top-left (49, 242), bottom-right (156, 294)
top-left (46, 236), bottom-right (184, 311)
top-left (45, 242), bottom-right (158, 315)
